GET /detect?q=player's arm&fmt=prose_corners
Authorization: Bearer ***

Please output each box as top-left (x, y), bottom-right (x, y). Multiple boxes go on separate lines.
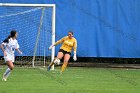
top-left (15, 41), bottom-right (22, 54)
top-left (73, 39), bottom-right (77, 61)
top-left (0, 38), bottom-right (8, 56)
top-left (16, 48), bottom-right (22, 54)
top-left (0, 44), bottom-right (7, 57)
top-left (49, 36), bottom-right (67, 50)
top-left (0, 43), bottom-right (5, 52)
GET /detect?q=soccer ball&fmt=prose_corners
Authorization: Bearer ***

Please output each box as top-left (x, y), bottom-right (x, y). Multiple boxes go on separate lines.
top-left (54, 58), bottom-right (60, 65)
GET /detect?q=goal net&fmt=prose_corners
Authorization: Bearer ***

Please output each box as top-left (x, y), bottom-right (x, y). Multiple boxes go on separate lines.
top-left (0, 3), bottom-right (55, 68)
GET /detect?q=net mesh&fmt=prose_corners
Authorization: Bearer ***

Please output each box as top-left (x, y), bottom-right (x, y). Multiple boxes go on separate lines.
top-left (0, 5), bottom-right (54, 67)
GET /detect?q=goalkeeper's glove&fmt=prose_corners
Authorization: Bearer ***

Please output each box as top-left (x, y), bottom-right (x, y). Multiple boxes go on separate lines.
top-left (73, 53), bottom-right (77, 61)
top-left (48, 45), bottom-right (54, 50)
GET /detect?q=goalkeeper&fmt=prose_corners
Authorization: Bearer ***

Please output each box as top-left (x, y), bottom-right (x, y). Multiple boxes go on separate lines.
top-left (48, 31), bottom-right (77, 73)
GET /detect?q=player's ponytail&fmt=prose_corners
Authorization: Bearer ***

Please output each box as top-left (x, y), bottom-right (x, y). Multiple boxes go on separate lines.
top-left (7, 35), bottom-right (11, 39)
top-left (4, 30), bottom-right (17, 43)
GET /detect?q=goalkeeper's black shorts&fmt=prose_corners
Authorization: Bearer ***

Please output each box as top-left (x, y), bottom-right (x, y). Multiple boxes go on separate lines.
top-left (58, 49), bottom-right (71, 55)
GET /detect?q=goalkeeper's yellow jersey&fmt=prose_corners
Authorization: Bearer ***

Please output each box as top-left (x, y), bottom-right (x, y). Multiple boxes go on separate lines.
top-left (54, 36), bottom-right (77, 53)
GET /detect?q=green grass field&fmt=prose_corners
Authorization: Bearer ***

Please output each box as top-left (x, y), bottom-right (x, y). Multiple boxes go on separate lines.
top-left (0, 66), bottom-right (140, 93)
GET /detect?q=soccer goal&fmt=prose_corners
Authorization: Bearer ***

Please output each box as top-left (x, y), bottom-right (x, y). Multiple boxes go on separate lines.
top-left (0, 3), bottom-right (56, 68)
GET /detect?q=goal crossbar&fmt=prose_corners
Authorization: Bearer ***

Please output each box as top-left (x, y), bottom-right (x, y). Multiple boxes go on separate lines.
top-left (0, 3), bottom-right (55, 7)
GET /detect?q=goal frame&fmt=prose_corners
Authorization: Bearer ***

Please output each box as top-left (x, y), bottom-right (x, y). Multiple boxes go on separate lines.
top-left (0, 3), bottom-right (56, 68)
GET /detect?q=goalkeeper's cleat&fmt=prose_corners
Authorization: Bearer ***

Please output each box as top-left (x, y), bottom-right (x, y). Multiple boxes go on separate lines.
top-left (47, 66), bottom-right (51, 71)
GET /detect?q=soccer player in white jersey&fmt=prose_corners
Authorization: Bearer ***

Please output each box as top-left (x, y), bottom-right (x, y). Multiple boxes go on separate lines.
top-left (0, 30), bottom-right (22, 81)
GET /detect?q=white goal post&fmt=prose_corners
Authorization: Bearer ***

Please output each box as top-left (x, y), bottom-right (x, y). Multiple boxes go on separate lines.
top-left (0, 3), bottom-right (56, 68)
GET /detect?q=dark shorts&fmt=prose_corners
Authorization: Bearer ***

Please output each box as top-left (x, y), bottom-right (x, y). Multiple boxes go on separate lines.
top-left (58, 49), bottom-right (71, 55)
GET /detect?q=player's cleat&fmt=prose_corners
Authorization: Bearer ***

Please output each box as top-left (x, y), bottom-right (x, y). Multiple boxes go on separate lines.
top-left (47, 66), bottom-right (51, 71)
top-left (2, 77), bottom-right (7, 81)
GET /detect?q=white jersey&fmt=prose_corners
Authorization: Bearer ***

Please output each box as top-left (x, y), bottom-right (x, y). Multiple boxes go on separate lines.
top-left (2, 38), bottom-right (19, 55)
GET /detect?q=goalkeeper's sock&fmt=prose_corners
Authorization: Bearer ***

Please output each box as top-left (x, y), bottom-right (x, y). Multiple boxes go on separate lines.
top-left (3, 68), bottom-right (11, 79)
top-left (61, 63), bottom-right (68, 73)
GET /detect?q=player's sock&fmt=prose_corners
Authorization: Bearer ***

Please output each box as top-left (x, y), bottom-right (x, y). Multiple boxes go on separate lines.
top-left (3, 68), bottom-right (11, 79)
top-left (61, 63), bottom-right (68, 73)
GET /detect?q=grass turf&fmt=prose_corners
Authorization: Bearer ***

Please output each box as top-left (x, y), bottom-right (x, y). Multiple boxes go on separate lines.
top-left (0, 67), bottom-right (140, 93)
